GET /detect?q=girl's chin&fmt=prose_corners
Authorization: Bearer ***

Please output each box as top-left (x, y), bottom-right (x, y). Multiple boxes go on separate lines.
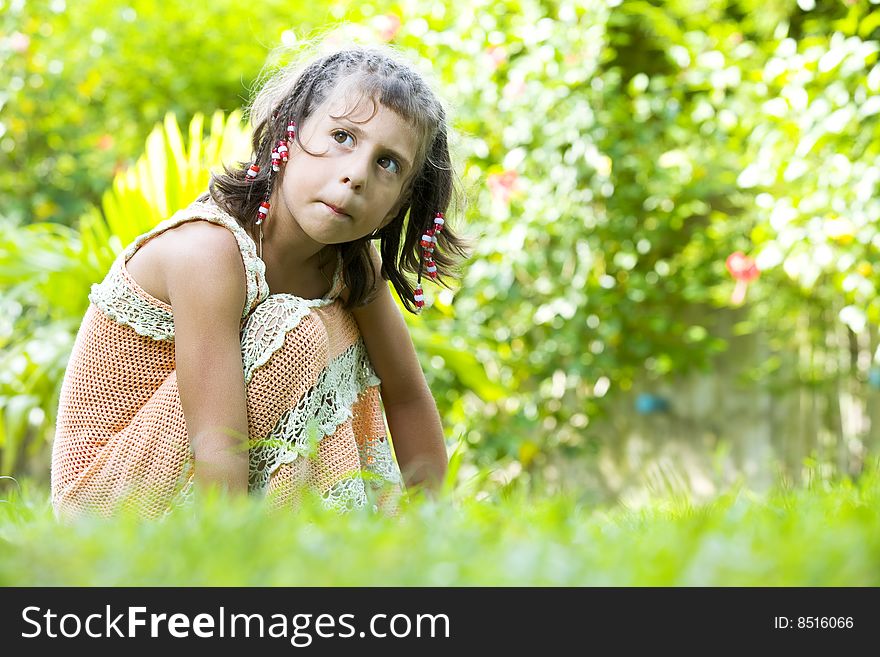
top-left (302, 226), bottom-right (351, 246)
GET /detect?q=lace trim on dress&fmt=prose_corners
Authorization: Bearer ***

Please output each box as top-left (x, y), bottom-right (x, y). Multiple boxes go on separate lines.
top-left (357, 435), bottom-right (402, 490)
top-left (248, 339), bottom-right (383, 494)
top-left (320, 474), bottom-right (369, 513)
top-left (240, 292), bottom-right (343, 386)
top-left (89, 263), bottom-right (177, 342)
top-left (89, 201), bottom-right (270, 341)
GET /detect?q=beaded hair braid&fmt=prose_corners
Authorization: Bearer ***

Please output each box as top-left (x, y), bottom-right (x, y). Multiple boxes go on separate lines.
top-left (244, 108), bottom-right (297, 260)
top-left (209, 46), bottom-right (469, 314)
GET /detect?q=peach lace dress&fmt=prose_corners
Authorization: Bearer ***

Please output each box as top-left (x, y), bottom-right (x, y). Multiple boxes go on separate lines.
top-left (50, 199), bottom-right (402, 520)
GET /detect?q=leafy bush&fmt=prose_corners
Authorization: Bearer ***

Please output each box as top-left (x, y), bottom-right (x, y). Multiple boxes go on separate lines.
top-left (344, 0), bottom-right (880, 478)
top-left (4, 0), bottom-right (880, 496)
top-left (0, 0), bottom-right (333, 224)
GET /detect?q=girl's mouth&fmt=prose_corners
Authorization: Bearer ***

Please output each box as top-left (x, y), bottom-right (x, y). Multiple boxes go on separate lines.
top-left (322, 202), bottom-right (350, 217)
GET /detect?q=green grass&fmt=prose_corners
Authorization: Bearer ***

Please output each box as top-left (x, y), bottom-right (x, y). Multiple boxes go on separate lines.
top-left (1, 467), bottom-right (878, 586)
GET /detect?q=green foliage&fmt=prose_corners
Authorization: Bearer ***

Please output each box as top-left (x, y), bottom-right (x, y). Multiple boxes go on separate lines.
top-left (3, 0), bottom-right (880, 492)
top-left (0, 0), bottom-right (333, 224)
top-left (0, 111), bottom-right (250, 476)
top-left (735, 22), bottom-right (880, 333)
top-left (337, 0), bottom-right (880, 474)
top-left (2, 462), bottom-right (878, 585)
top-left (102, 110), bottom-right (253, 249)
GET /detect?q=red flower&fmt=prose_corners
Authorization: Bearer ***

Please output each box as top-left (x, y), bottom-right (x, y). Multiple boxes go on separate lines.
top-left (485, 45), bottom-right (508, 70)
top-left (725, 251), bottom-right (760, 305)
top-left (487, 170), bottom-right (519, 204)
top-left (10, 32), bottom-right (30, 54)
top-left (375, 14), bottom-right (401, 42)
top-left (725, 251), bottom-right (760, 282)
top-left (503, 78), bottom-right (527, 99)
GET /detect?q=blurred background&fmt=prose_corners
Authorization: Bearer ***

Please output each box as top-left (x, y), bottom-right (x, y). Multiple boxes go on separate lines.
top-left (2, 0), bottom-right (879, 509)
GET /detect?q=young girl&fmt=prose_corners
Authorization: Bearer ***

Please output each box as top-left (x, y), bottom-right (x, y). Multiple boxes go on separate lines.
top-left (50, 44), bottom-right (468, 520)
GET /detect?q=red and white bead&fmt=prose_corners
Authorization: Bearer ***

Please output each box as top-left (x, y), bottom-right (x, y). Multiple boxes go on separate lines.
top-left (413, 211), bottom-right (448, 312)
top-left (287, 122), bottom-right (297, 141)
top-left (277, 140), bottom-right (289, 162)
top-left (256, 201), bottom-right (270, 225)
top-left (271, 150), bottom-right (281, 172)
top-left (420, 229), bottom-right (436, 250)
top-left (246, 164), bottom-right (260, 181)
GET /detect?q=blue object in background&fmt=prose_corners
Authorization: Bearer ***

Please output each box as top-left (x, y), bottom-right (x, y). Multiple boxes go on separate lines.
top-left (635, 393), bottom-right (670, 414)
top-left (868, 366), bottom-right (880, 390)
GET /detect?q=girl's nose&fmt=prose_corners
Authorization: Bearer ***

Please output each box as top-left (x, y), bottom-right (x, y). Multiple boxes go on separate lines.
top-left (340, 154), bottom-right (370, 191)
top-left (340, 175), bottom-right (364, 191)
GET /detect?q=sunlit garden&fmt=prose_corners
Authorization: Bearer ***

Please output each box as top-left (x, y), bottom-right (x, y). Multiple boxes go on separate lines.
top-left (2, 0), bottom-right (880, 585)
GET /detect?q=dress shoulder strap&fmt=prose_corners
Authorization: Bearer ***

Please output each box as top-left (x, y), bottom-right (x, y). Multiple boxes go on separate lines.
top-left (122, 198), bottom-right (270, 318)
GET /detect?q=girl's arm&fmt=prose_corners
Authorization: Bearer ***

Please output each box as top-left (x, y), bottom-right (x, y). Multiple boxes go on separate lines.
top-left (167, 223), bottom-right (250, 495)
top-left (351, 256), bottom-right (448, 494)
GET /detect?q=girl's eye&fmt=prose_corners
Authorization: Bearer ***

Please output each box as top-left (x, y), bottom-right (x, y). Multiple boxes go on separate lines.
top-left (333, 129), bottom-right (400, 175)
top-left (332, 130), bottom-right (354, 146)
top-left (378, 156), bottom-right (400, 175)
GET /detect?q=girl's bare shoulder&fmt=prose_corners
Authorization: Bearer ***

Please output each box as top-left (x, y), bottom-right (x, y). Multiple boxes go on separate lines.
top-left (125, 220), bottom-right (244, 307)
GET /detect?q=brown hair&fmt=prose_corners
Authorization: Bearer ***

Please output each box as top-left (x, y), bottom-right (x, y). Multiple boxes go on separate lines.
top-left (207, 44), bottom-right (469, 313)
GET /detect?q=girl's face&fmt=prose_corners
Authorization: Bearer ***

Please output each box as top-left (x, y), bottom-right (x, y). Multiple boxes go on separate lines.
top-left (271, 90), bottom-right (420, 247)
